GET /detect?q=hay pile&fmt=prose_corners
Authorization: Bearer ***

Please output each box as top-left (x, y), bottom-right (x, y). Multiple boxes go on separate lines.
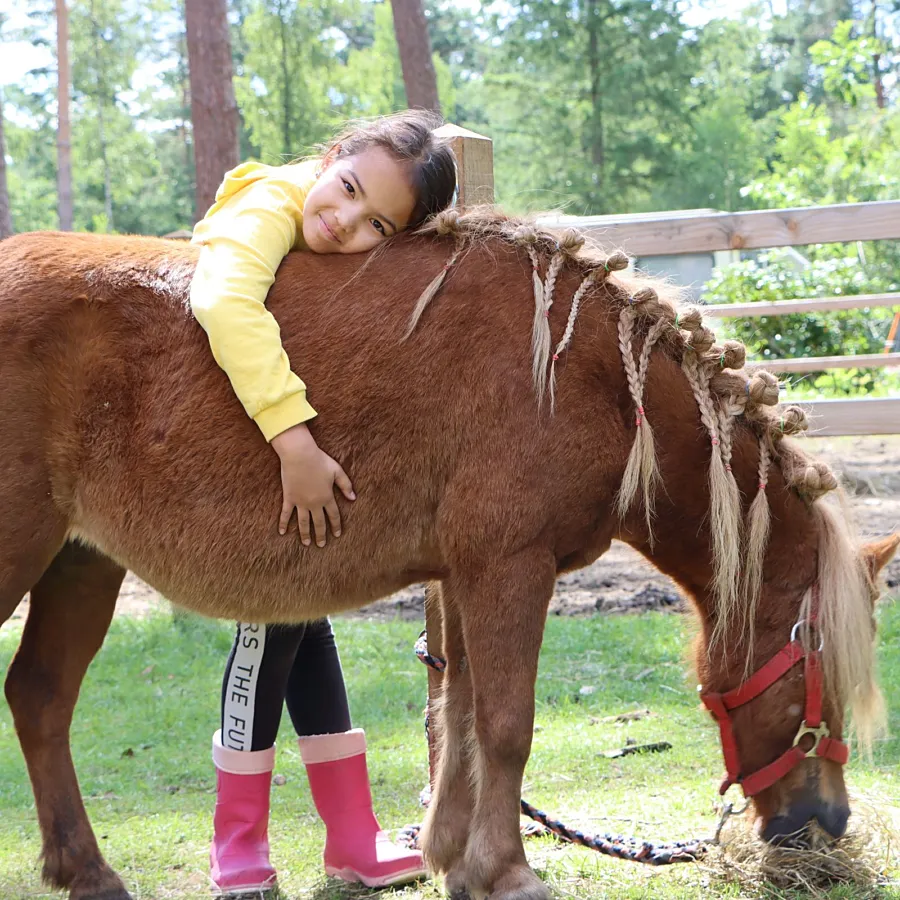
top-left (705, 794), bottom-right (899, 896)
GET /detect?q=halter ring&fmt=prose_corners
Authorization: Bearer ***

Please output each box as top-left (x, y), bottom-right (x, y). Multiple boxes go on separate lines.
top-left (792, 721), bottom-right (830, 757)
top-left (790, 619), bottom-right (824, 651)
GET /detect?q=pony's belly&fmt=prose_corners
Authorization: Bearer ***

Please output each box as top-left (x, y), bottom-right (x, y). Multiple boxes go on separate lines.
top-left (66, 519), bottom-right (435, 625)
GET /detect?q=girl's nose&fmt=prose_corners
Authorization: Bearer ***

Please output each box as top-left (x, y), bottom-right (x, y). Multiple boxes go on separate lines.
top-left (340, 208), bottom-right (363, 232)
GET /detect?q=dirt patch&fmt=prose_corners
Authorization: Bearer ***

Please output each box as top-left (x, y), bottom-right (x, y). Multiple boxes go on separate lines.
top-left (8, 435), bottom-right (899, 627)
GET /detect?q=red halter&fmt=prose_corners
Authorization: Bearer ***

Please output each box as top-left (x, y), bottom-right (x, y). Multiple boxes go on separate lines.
top-left (699, 585), bottom-right (849, 797)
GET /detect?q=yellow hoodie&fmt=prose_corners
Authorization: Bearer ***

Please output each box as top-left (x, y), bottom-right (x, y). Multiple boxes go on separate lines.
top-left (190, 158), bottom-right (319, 441)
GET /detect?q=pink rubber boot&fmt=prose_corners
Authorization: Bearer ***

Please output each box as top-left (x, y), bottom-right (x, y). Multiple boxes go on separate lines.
top-left (297, 729), bottom-right (428, 887)
top-left (210, 731), bottom-right (278, 895)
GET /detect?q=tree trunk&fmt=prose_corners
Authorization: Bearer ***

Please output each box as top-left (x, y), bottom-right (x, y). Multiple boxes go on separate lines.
top-left (56, 0), bottom-right (73, 231)
top-left (185, 0), bottom-right (240, 221)
top-left (389, 0), bottom-right (440, 112)
top-left (586, 0), bottom-right (604, 174)
top-left (89, 0), bottom-right (114, 231)
top-left (871, 1), bottom-right (885, 110)
top-left (0, 90), bottom-right (12, 239)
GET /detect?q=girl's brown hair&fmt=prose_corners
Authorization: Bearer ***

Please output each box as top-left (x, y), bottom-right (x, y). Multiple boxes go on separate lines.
top-left (320, 110), bottom-right (458, 228)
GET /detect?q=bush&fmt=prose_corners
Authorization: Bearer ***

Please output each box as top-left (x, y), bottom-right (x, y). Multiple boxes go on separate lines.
top-left (703, 249), bottom-right (898, 395)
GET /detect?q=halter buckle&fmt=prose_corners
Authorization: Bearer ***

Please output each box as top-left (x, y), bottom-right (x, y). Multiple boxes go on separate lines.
top-left (792, 720), bottom-right (830, 757)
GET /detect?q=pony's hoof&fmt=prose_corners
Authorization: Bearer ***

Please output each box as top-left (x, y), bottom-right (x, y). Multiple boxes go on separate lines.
top-left (486, 864), bottom-right (549, 900)
top-left (67, 871), bottom-right (131, 900)
top-left (445, 862), bottom-right (470, 900)
top-left (68, 888), bottom-right (133, 900)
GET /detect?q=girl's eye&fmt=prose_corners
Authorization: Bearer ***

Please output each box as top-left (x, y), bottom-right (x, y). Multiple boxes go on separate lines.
top-left (343, 180), bottom-right (355, 196)
top-left (371, 219), bottom-right (386, 236)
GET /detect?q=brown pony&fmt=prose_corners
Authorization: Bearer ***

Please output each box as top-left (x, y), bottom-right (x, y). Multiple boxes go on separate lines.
top-left (0, 213), bottom-right (896, 900)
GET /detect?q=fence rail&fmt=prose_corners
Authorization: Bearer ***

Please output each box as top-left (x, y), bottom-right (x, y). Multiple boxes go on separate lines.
top-left (746, 353), bottom-right (900, 374)
top-left (703, 292), bottom-right (900, 318)
top-left (803, 397), bottom-right (900, 436)
top-left (565, 200), bottom-right (900, 257)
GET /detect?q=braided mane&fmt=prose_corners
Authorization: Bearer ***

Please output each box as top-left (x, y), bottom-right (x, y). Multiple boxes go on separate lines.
top-left (411, 207), bottom-right (882, 744)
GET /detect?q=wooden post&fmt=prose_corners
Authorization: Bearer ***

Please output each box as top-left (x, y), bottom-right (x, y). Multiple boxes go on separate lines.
top-left (433, 123), bottom-right (494, 208)
top-left (422, 125), bottom-right (494, 791)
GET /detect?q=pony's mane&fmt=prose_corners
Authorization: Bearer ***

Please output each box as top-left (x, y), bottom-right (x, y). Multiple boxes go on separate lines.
top-left (413, 207), bottom-right (883, 744)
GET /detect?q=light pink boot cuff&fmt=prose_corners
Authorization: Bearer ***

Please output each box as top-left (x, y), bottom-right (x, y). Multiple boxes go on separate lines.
top-left (296, 728), bottom-right (366, 764)
top-left (212, 730), bottom-right (276, 775)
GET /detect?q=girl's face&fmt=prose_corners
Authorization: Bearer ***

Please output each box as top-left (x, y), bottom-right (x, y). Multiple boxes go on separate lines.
top-left (302, 146), bottom-right (417, 254)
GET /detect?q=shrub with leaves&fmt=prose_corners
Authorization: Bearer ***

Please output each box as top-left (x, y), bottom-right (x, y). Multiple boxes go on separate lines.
top-left (703, 250), bottom-right (898, 395)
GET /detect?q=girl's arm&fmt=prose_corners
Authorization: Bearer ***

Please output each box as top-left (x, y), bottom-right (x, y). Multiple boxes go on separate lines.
top-left (190, 178), bottom-right (315, 441)
top-left (190, 178), bottom-right (354, 546)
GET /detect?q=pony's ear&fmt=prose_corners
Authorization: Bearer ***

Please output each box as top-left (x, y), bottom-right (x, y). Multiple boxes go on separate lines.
top-left (861, 533), bottom-right (900, 587)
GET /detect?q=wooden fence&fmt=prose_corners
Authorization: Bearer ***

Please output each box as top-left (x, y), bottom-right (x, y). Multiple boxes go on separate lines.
top-left (441, 125), bottom-right (900, 438)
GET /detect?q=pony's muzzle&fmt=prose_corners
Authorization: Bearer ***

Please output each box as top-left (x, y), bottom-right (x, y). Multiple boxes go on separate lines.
top-left (759, 797), bottom-right (850, 845)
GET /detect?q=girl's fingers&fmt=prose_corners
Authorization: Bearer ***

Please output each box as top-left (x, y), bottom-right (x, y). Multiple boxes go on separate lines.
top-left (311, 508), bottom-right (328, 548)
top-left (298, 509), bottom-right (312, 546)
top-left (279, 502), bottom-right (293, 536)
top-left (333, 466), bottom-right (356, 501)
top-left (325, 498), bottom-right (342, 537)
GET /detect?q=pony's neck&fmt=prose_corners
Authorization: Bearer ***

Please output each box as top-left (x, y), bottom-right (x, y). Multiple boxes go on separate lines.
top-left (615, 351), bottom-right (821, 661)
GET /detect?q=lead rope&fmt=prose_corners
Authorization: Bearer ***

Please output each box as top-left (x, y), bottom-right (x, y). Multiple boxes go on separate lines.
top-left (396, 631), bottom-right (712, 865)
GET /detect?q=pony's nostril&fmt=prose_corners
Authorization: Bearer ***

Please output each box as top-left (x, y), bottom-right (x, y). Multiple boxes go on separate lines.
top-left (817, 803), bottom-right (850, 839)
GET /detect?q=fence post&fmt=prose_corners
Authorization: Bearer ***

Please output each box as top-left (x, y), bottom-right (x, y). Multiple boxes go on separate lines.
top-left (422, 124), bottom-right (493, 791)
top-left (434, 123), bottom-right (494, 208)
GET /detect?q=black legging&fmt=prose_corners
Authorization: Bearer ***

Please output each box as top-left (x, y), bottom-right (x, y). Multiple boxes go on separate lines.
top-left (219, 618), bottom-right (352, 752)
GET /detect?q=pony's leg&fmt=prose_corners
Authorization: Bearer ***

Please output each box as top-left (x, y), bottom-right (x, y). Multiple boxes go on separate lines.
top-left (420, 584), bottom-right (475, 896)
top-left (0, 458), bottom-right (68, 625)
top-left (4, 542), bottom-right (130, 900)
top-left (458, 552), bottom-right (555, 900)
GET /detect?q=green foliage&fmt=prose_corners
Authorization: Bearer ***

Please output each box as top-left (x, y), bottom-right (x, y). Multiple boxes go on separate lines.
top-left (4, 85), bottom-right (58, 231)
top-left (810, 20), bottom-right (885, 107)
top-left (465, 0), bottom-right (698, 215)
top-left (706, 250), bottom-right (898, 393)
top-left (2, 0), bottom-right (900, 238)
top-left (234, 0), bottom-right (341, 161)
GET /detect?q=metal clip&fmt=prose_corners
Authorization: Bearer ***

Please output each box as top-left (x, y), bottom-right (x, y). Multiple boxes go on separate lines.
top-left (792, 720), bottom-right (830, 757)
top-left (790, 619), bottom-right (824, 651)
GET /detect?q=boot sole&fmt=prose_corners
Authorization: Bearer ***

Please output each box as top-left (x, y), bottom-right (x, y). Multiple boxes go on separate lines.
top-left (325, 864), bottom-right (428, 888)
top-left (214, 881), bottom-right (277, 898)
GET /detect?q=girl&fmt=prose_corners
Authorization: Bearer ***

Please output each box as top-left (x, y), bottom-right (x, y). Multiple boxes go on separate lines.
top-left (189, 110), bottom-right (456, 895)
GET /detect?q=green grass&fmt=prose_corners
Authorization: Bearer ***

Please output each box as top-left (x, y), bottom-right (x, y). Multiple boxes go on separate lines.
top-left (1, 601), bottom-right (899, 899)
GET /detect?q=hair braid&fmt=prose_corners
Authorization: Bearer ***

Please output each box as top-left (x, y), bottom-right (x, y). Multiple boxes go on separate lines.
top-left (743, 434), bottom-right (772, 661)
top-left (403, 242), bottom-right (463, 339)
top-left (682, 354), bottom-right (742, 641)
top-left (615, 306), bottom-right (668, 541)
top-left (529, 246), bottom-right (552, 402)
top-left (548, 269), bottom-right (600, 409)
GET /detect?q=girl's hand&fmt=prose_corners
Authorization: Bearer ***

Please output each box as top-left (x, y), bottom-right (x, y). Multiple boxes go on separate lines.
top-left (270, 423), bottom-right (355, 546)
